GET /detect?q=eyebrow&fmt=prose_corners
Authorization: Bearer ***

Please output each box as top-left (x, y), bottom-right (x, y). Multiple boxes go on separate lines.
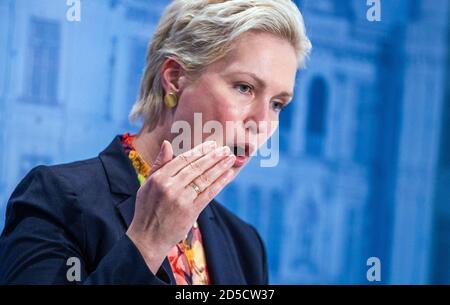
top-left (228, 71), bottom-right (294, 99)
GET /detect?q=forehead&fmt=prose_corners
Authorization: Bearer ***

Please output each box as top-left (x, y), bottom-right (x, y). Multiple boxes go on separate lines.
top-left (207, 32), bottom-right (298, 90)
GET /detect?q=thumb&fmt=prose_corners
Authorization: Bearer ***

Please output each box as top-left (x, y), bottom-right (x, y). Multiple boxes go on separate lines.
top-left (151, 140), bottom-right (173, 173)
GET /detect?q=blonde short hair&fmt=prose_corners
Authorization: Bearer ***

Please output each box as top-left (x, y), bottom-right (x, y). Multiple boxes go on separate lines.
top-left (130, 0), bottom-right (312, 127)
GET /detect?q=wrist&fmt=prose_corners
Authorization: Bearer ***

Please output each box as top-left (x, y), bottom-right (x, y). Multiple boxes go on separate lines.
top-left (126, 228), bottom-right (170, 274)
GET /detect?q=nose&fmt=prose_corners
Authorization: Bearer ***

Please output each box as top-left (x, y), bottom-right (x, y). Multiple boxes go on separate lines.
top-left (245, 100), bottom-right (270, 135)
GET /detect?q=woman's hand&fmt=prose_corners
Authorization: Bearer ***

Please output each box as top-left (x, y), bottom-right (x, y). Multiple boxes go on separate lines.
top-left (126, 140), bottom-right (236, 274)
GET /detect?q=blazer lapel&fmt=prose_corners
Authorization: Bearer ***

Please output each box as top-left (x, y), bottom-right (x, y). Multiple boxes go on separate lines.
top-left (99, 136), bottom-right (175, 284)
top-left (198, 202), bottom-right (246, 284)
top-left (98, 136), bottom-right (139, 229)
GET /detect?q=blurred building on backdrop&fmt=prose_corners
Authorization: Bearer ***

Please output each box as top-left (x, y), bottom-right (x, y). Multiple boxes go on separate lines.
top-left (0, 0), bottom-right (449, 284)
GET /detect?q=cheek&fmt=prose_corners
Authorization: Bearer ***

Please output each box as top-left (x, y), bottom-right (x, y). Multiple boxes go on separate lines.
top-left (215, 107), bottom-right (241, 125)
top-left (174, 89), bottom-right (244, 146)
top-left (202, 92), bottom-right (244, 130)
top-left (182, 81), bottom-right (241, 121)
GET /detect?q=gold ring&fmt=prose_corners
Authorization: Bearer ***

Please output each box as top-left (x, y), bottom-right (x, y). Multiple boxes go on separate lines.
top-left (189, 182), bottom-right (201, 195)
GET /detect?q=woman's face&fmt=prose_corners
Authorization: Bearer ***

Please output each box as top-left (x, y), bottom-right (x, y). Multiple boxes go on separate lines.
top-left (169, 31), bottom-right (298, 175)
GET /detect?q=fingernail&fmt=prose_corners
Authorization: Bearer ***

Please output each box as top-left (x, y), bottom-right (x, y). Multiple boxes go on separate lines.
top-left (225, 155), bottom-right (236, 167)
top-left (219, 146), bottom-right (230, 155)
top-left (161, 140), bottom-right (168, 152)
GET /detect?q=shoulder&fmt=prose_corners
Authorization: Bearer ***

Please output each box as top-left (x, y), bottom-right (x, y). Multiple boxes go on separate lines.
top-left (2, 156), bottom-right (117, 240)
top-left (27, 157), bottom-right (108, 194)
top-left (5, 157), bottom-right (108, 218)
top-left (34, 157), bottom-right (106, 189)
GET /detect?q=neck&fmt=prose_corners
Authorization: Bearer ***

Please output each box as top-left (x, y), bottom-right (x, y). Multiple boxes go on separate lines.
top-left (133, 121), bottom-right (170, 167)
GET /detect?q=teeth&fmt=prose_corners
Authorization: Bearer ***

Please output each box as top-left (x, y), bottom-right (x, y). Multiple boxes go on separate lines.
top-left (233, 146), bottom-right (246, 156)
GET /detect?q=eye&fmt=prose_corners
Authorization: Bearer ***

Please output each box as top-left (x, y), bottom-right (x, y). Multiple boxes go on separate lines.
top-left (271, 101), bottom-right (286, 112)
top-left (235, 83), bottom-right (253, 95)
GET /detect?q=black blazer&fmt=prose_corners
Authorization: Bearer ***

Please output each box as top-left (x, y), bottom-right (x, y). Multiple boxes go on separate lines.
top-left (0, 136), bottom-right (268, 285)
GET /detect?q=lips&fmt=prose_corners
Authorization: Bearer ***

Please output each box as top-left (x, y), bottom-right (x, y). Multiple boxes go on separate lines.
top-left (233, 155), bottom-right (248, 167)
top-left (228, 143), bottom-right (253, 168)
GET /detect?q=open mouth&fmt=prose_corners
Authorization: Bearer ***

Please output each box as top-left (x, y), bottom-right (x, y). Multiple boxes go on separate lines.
top-left (228, 144), bottom-right (252, 168)
top-left (232, 145), bottom-right (246, 157)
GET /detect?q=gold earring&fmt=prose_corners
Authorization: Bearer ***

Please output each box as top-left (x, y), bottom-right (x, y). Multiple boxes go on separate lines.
top-left (164, 92), bottom-right (178, 108)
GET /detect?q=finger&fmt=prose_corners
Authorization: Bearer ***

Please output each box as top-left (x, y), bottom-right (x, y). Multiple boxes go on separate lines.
top-left (163, 141), bottom-right (217, 176)
top-left (193, 169), bottom-right (234, 208)
top-left (151, 140), bottom-right (174, 173)
top-left (185, 182), bottom-right (201, 203)
top-left (189, 154), bottom-right (236, 192)
top-left (175, 146), bottom-right (231, 186)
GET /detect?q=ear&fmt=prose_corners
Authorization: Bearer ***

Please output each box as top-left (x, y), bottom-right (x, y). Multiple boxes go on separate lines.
top-left (160, 58), bottom-right (186, 95)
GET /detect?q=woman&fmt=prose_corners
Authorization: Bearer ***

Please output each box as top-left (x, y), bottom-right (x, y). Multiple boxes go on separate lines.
top-left (0, 0), bottom-right (311, 284)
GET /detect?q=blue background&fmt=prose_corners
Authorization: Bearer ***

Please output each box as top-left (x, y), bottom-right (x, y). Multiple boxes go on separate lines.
top-left (0, 0), bottom-right (449, 284)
